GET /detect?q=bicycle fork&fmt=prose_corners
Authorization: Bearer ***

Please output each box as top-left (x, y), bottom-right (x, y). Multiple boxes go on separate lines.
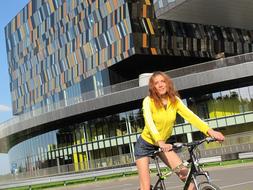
top-left (184, 163), bottom-right (211, 190)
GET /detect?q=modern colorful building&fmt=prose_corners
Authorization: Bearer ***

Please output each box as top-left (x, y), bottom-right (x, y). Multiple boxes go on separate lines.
top-left (1, 0), bottom-right (253, 177)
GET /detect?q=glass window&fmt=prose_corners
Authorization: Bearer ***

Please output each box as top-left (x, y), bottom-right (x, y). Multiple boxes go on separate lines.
top-left (187, 96), bottom-right (209, 119)
top-left (94, 120), bottom-right (103, 140)
top-left (229, 88), bottom-right (242, 114)
top-left (239, 87), bottom-right (253, 112)
top-left (127, 110), bottom-right (141, 133)
top-left (88, 124), bottom-right (96, 142)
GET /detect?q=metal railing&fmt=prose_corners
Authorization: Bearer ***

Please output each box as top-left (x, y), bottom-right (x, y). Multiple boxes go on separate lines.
top-left (0, 153), bottom-right (133, 184)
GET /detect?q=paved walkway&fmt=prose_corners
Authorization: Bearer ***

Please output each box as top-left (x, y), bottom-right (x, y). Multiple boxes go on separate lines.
top-left (50, 162), bottom-right (253, 190)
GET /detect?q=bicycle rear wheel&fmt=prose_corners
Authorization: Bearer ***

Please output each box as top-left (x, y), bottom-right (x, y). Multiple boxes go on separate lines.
top-left (197, 182), bottom-right (221, 190)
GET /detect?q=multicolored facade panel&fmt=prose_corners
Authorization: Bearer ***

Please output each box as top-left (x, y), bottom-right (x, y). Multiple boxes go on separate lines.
top-left (5, 0), bottom-right (253, 115)
top-left (5, 0), bottom-right (135, 115)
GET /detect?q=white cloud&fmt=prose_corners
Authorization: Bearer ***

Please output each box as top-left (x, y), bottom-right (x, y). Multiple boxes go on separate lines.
top-left (0, 105), bottom-right (11, 112)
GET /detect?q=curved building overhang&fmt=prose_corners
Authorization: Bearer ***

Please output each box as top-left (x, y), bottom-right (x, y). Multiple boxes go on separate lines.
top-left (154, 0), bottom-right (253, 30)
top-left (1, 54), bottom-right (253, 152)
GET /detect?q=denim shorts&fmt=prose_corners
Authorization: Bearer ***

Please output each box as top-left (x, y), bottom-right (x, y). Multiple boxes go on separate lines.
top-left (134, 136), bottom-right (159, 160)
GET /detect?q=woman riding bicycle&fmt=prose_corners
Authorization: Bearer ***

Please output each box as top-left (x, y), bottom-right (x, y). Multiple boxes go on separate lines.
top-left (134, 71), bottom-right (225, 190)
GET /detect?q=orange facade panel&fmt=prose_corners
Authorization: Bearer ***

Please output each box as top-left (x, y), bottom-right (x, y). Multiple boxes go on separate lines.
top-left (143, 5), bottom-right (147, 18)
top-left (142, 33), bottom-right (148, 48)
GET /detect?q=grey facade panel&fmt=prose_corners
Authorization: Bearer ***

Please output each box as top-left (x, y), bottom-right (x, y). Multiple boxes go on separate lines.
top-left (174, 61), bottom-right (253, 91)
top-left (154, 0), bottom-right (253, 30)
top-left (1, 59), bottom-right (253, 141)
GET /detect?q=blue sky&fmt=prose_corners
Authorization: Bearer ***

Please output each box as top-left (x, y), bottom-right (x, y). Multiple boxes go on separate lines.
top-left (0, 0), bottom-right (29, 123)
top-left (0, 0), bottom-right (29, 175)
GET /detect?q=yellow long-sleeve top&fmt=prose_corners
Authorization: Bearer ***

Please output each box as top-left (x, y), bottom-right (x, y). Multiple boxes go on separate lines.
top-left (141, 96), bottom-right (210, 146)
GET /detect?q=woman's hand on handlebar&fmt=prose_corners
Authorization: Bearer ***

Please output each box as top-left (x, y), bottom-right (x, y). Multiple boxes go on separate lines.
top-left (158, 140), bottom-right (173, 152)
top-left (207, 129), bottom-right (225, 142)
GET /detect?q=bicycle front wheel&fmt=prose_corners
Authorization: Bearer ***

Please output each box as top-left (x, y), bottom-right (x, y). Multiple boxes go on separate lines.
top-left (197, 182), bottom-right (221, 190)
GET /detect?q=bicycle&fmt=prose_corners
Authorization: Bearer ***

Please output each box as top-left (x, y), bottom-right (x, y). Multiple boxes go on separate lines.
top-left (150, 137), bottom-right (221, 190)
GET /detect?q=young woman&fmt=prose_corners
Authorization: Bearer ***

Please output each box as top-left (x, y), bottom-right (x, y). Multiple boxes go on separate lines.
top-left (135, 71), bottom-right (225, 190)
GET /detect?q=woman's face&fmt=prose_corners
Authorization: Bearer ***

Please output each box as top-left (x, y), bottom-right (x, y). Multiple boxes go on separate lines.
top-left (153, 74), bottom-right (167, 96)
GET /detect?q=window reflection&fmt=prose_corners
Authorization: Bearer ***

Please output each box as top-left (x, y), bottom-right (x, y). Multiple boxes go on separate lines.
top-left (239, 87), bottom-right (253, 112)
top-left (8, 85), bottom-right (253, 174)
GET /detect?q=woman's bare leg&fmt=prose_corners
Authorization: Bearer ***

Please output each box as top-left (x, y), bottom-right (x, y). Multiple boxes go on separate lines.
top-left (159, 151), bottom-right (196, 190)
top-left (136, 156), bottom-right (151, 190)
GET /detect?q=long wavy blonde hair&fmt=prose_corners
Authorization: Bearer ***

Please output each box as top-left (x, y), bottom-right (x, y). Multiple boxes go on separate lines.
top-left (148, 71), bottom-right (179, 108)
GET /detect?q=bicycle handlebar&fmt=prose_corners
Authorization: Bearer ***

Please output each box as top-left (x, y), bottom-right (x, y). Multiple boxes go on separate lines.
top-left (153, 137), bottom-right (217, 155)
top-left (172, 137), bottom-right (216, 149)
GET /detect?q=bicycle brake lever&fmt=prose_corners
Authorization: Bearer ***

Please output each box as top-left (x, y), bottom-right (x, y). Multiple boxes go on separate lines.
top-left (173, 143), bottom-right (183, 149)
top-left (206, 137), bottom-right (216, 143)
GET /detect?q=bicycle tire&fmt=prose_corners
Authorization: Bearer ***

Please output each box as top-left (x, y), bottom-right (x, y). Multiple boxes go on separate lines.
top-left (197, 182), bottom-right (221, 190)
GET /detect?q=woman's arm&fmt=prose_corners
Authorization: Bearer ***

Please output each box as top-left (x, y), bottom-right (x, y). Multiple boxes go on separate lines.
top-left (142, 97), bottom-right (162, 143)
top-left (176, 97), bottom-right (224, 141)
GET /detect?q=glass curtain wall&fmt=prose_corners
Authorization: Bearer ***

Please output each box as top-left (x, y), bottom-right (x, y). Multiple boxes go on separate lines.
top-left (187, 86), bottom-right (253, 120)
top-left (8, 85), bottom-right (253, 175)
